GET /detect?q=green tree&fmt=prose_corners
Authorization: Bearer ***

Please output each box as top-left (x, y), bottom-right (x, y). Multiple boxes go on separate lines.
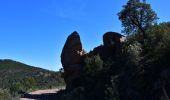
top-left (23, 77), bottom-right (37, 90)
top-left (118, 0), bottom-right (158, 38)
top-left (145, 22), bottom-right (170, 65)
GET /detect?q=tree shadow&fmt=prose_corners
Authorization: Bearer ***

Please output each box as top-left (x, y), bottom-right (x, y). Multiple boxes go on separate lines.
top-left (21, 90), bottom-right (64, 100)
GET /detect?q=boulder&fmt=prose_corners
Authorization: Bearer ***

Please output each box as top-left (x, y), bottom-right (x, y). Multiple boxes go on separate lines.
top-left (103, 32), bottom-right (125, 48)
top-left (61, 31), bottom-right (85, 89)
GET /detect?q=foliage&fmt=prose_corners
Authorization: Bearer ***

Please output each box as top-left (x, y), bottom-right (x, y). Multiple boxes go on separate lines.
top-left (0, 88), bottom-right (20, 100)
top-left (123, 41), bottom-right (142, 66)
top-left (118, 0), bottom-right (158, 38)
top-left (84, 55), bottom-right (103, 77)
top-left (104, 76), bottom-right (120, 100)
top-left (143, 22), bottom-right (170, 71)
top-left (0, 59), bottom-right (65, 99)
top-left (0, 89), bottom-right (12, 100)
top-left (83, 55), bottom-right (104, 93)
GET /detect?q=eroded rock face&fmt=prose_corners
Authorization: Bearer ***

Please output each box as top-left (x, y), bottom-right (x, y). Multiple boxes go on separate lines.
top-left (61, 31), bottom-right (84, 89)
top-left (103, 32), bottom-right (124, 48)
top-left (61, 31), bottom-right (124, 89)
top-left (88, 32), bottom-right (124, 61)
top-left (61, 31), bottom-right (83, 67)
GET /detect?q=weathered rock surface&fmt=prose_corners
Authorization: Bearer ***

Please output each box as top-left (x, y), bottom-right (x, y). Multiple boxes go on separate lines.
top-left (61, 31), bottom-right (124, 89)
top-left (103, 32), bottom-right (124, 48)
top-left (61, 31), bottom-right (85, 89)
top-left (88, 32), bottom-right (124, 61)
top-left (61, 31), bottom-right (83, 67)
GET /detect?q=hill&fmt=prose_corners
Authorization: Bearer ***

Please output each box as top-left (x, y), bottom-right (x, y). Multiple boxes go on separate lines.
top-left (0, 59), bottom-right (65, 99)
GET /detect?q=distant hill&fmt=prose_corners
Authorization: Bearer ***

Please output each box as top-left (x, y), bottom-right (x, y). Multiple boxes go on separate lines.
top-left (0, 59), bottom-right (65, 99)
top-left (0, 59), bottom-right (52, 72)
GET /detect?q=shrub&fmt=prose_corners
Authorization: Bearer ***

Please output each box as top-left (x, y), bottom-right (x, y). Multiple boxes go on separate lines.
top-left (104, 75), bottom-right (120, 100)
top-left (0, 88), bottom-right (17, 100)
top-left (84, 55), bottom-right (103, 77)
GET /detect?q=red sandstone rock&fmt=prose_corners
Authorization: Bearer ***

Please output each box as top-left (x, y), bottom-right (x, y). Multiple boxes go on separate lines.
top-left (61, 31), bottom-right (83, 67)
top-left (61, 31), bottom-right (85, 89)
top-left (103, 32), bottom-right (124, 48)
top-left (61, 31), bottom-right (124, 89)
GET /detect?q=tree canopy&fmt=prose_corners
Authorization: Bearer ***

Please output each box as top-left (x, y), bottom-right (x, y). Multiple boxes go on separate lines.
top-left (118, 0), bottom-right (158, 38)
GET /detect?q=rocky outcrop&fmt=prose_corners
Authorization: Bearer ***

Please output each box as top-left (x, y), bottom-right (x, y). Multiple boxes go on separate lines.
top-left (60, 31), bottom-right (170, 100)
top-left (103, 32), bottom-right (125, 48)
top-left (61, 31), bottom-right (124, 89)
top-left (88, 32), bottom-right (125, 61)
top-left (61, 31), bottom-right (85, 89)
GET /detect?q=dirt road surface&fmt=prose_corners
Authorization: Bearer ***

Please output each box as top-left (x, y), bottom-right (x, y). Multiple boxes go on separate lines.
top-left (20, 87), bottom-right (65, 100)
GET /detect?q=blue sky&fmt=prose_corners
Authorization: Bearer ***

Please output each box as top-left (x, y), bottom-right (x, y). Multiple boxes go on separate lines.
top-left (0, 0), bottom-right (170, 71)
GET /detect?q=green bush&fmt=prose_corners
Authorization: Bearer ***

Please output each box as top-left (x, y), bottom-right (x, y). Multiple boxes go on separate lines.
top-left (84, 55), bottom-right (103, 77)
top-left (104, 76), bottom-right (120, 100)
top-left (0, 88), bottom-right (19, 100)
top-left (145, 22), bottom-right (170, 60)
top-left (123, 41), bottom-right (142, 66)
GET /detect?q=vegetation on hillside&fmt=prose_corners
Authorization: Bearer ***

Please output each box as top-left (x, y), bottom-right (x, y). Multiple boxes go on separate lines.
top-left (0, 59), bottom-right (65, 99)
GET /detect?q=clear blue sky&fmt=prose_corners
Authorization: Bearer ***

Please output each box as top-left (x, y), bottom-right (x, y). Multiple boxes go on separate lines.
top-left (0, 0), bottom-right (170, 71)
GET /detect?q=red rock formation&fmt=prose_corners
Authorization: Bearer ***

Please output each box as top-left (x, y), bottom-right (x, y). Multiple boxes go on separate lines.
top-left (61, 31), bottom-right (124, 89)
top-left (61, 31), bottom-right (85, 89)
top-left (103, 32), bottom-right (124, 48)
top-left (88, 32), bottom-right (124, 60)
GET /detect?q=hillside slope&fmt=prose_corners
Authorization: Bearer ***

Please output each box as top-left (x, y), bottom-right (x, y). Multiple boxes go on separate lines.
top-left (0, 59), bottom-right (65, 99)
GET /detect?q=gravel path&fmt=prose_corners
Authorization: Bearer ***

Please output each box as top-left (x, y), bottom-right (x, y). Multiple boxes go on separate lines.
top-left (20, 87), bottom-right (65, 100)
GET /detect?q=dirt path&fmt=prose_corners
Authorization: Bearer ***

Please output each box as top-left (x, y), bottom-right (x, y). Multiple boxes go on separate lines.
top-left (20, 87), bottom-right (65, 100)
